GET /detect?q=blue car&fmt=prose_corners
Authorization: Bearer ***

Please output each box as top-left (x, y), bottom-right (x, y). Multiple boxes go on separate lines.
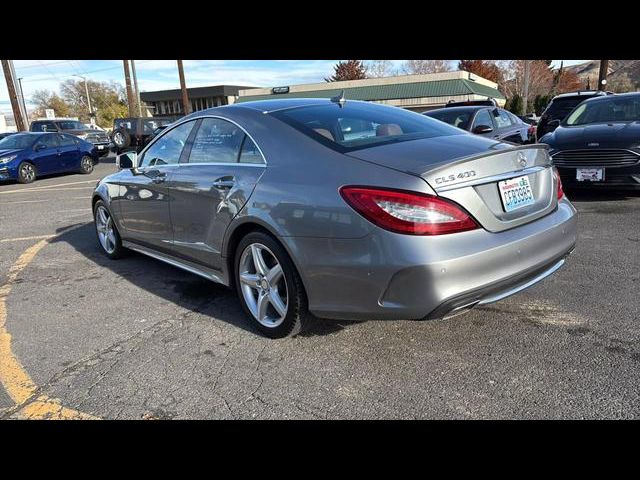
top-left (0, 132), bottom-right (98, 184)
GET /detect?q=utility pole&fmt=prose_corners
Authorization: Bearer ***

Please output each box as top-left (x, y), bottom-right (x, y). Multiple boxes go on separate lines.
top-left (123, 60), bottom-right (135, 117)
top-left (1, 60), bottom-right (28, 131)
top-left (17, 77), bottom-right (29, 126)
top-left (522, 60), bottom-right (530, 115)
top-left (131, 60), bottom-right (142, 117)
top-left (177, 60), bottom-right (191, 115)
top-left (598, 60), bottom-right (609, 91)
top-left (74, 75), bottom-right (94, 124)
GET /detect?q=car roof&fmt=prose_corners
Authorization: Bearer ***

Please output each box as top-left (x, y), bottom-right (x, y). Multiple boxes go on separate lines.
top-left (552, 90), bottom-right (611, 100)
top-left (426, 106), bottom-right (490, 114)
top-left (575, 91), bottom-right (640, 104)
top-left (231, 97), bottom-right (349, 113)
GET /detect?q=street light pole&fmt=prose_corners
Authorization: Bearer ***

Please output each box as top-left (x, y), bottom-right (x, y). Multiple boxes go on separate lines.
top-left (598, 60), bottom-right (609, 91)
top-left (123, 60), bottom-right (135, 117)
top-left (177, 60), bottom-right (191, 115)
top-left (73, 75), bottom-right (94, 124)
top-left (131, 60), bottom-right (142, 117)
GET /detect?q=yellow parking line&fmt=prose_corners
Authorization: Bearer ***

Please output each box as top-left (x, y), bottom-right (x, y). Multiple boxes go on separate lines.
top-left (0, 237), bottom-right (98, 420)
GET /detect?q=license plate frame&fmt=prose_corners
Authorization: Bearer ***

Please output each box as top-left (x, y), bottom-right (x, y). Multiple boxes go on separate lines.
top-left (576, 168), bottom-right (604, 182)
top-left (498, 175), bottom-right (535, 213)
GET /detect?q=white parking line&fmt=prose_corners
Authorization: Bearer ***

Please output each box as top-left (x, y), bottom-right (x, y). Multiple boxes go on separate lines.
top-left (0, 200), bottom-right (49, 205)
top-left (0, 186), bottom-right (95, 195)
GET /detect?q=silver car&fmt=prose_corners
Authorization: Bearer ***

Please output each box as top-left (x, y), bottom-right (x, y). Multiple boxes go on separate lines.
top-left (92, 98), bottom-right (577, 338)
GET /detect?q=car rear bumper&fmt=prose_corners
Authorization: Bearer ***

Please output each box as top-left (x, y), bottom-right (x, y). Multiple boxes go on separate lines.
top-left (286, 198), bottom-right (577, 321)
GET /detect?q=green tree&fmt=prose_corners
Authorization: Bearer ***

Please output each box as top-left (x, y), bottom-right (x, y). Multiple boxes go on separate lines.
top-left (59, 79), bottom-right (129, 128)
top-left (507, 94), bottom-right (523, 115)
top-left (325, 60), bottom-right (368, 82)
top-left (30, 90), bottom-right (73, 119)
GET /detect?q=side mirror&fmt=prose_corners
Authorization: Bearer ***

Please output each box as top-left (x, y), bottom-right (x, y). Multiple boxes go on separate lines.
top-left (472, 124), bottom-right (493, 134)
top-left (548, 119), bottom-right (561, 130)
top-left (117, 151), bottom-right (137, 169)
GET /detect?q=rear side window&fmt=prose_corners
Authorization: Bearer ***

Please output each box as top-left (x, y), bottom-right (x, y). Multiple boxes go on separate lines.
top-left (139, 121), bottom-right (195, 167)
top-left (36, 134), bottom-right (59, 149)
top-left (32, 121), bottom-right (57, 132)
top-left (271, 101), bottom-right (462, 152)
top-left (239, 137), bottom-right (264, 164)
top-left (426, 110), bottom-right (473, 130)
top-left (58, 134), bottom-right (77, 147)
top-left (188, 118), bottom-right (245, 164)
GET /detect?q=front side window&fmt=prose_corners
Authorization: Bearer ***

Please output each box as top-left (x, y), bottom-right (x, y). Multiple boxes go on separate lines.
top-left (427, 110), bottom-right (473, 130)
top-left (565, 96), bottom-right (640, 126)
top-left (472, 109), bottom-right (494, 129)
top-left (188, 118), bottom-right (245, 164)
top-left (139, 121), bottom-right (195, 167)
top-left (36, 134), bottom-right (59, 149)
top-left (271, 102), bottom-right (462, 152)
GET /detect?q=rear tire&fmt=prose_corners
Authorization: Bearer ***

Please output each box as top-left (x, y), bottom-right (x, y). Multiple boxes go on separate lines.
top-left (112, 128), bottom-right (131, 149)
top-left (235, 231), bottom-right (308, 338)
top-left (93, 200), bottom-right (126, 259)
top-left (79, 155), bottom-right (94, 174)
top-left (17, 161), bottom-right (36, 184)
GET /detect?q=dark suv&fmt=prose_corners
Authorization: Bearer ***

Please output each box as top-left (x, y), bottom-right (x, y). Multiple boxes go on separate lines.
top-left (30, 119), bottom-right (112, 156)
top-left (111, 117), bottom-right (176, 154)
top-left (537, 91), bottom-right (613, 139)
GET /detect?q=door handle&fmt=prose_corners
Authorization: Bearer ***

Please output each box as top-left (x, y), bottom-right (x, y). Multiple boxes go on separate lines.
top-left (212, 177), bottom-right (235, 189)
top-left (150, 171), bottom-right (167, 184)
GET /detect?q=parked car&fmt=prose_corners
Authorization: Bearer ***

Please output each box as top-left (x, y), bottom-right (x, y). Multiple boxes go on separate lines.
top-left (30, 119), bottom-right (112, 157)
top-left (425, 106), bottom-right (532, 144)
top-left (0, 132), bottom-right (98, 184)
top-left (536, 91), bottom-right (613, 139)
top-left (110, 117), bottom-right (175, 154)
top-left (539, 92), bottom-right (640, 189)
top-left (92, 99), bottom-right (576, 338)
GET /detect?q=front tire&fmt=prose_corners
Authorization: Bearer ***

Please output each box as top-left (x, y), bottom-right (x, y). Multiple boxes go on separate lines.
top-left (17, 161), bottom-right (36, 184)
top-left (235, 231), bottom-right (308, 338)
top-left (93, 200), bottom-right (126, 259)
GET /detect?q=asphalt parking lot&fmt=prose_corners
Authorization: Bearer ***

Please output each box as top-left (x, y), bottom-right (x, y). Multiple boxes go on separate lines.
top-left (0, 157), bottom-right (639, 420)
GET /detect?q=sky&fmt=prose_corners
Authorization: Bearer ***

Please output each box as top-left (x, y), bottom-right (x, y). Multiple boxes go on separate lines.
top-left (0, 60), bottom-right (590, 113)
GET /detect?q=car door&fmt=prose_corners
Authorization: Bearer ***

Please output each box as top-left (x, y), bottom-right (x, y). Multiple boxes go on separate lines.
top-left (57, 134), bottom-right (80, 170)
top-left (31, 133), bottom-right (61, 175)
top-left (117, 120), bottom-right (197, 252)
top-left (165, 117), bottom-right (266, 273)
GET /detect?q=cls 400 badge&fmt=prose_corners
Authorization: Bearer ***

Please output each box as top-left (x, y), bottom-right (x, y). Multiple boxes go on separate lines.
top-left (434, 170), bottom-right (477, 185)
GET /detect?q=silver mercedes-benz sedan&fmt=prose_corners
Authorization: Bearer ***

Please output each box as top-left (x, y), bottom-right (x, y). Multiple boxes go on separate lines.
top-left (92, 98), bottom-right (577, 338)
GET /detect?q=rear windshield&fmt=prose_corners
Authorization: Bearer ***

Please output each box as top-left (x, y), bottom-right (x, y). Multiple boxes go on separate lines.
top-left (545, 96), bottom-right (594, 120)
top-left (565, 95), bottom-right (640, 126)
top-left (57, 121), bottom-right (86, 131)
top-left (425, 109), bottom-right (474, 130)
top-left (270, 102), bottom-right (462, 152)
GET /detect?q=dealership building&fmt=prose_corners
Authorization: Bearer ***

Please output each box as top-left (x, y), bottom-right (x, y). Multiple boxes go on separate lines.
top-left (236, 71), bottom-right (505, 112)
top-left (139, 85), bottom-right (256, 119)
top-left (139, 71), bottom-right (505, 119)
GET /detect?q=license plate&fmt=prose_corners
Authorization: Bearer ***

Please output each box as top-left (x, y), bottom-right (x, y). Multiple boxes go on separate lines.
top-left (576, 168), bottom-right (604, 182)
top-left (97, 145), bottom-right (105, 150)
top-left (498, 175), bottom-right (535, 212)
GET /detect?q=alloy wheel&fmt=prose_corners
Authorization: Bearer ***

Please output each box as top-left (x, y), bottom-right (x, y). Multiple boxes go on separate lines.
top-left (238, 243), bottom-right (289, 328)
top-left (20, 163), bottom-right (35, 182)
top-left (95, 205), bottom-right (117, 254)
top-left (81, 156), bottom-right (94, 173)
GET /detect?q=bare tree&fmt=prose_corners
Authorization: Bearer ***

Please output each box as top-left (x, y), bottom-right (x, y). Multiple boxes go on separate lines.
top-left (325, 60), bottom-right (368, 82)
top-left (607, 72), bottom-right (635, 93)
top-left (401, 60), bottom-right (452, 75)
top-left (366, 60), bottom-right (396, 78)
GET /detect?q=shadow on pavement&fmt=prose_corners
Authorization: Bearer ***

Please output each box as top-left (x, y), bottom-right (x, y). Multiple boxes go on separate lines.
top-left (565, 188), bottom-right (640, 202)
top-left (52, 222), bottom-right (356, 338)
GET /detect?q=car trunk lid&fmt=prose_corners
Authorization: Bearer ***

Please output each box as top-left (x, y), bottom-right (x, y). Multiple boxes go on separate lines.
top-left (347, 140), bottom-right (557, 233)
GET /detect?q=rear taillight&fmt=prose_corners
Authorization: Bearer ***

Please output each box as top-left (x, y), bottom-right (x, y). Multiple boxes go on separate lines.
top-left (339, 186), bottom-right (478, 235)
top-left (554, 168), bottom-right (564, 199)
